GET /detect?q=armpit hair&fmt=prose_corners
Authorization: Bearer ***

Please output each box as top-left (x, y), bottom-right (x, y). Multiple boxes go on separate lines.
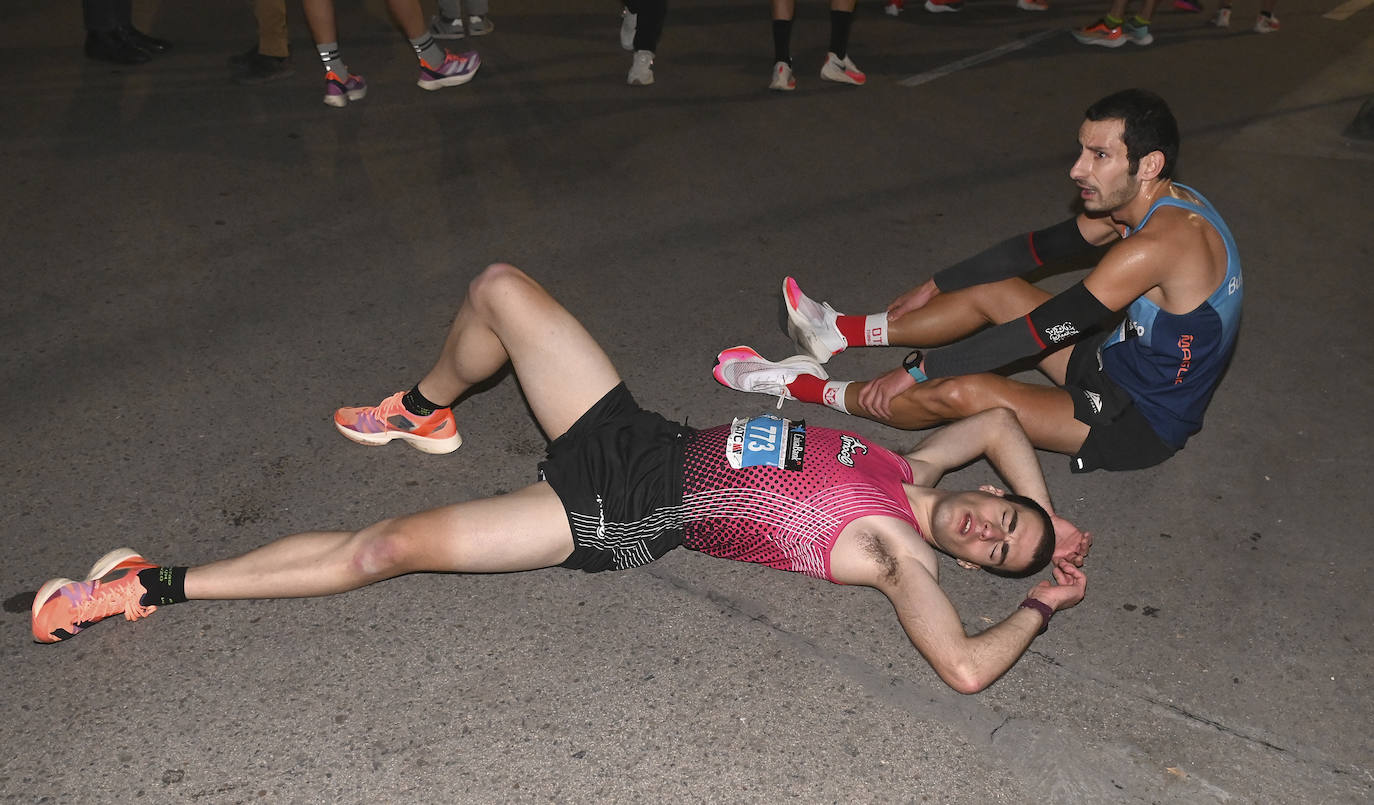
top-left (858, 531), bottom-right (899, 584)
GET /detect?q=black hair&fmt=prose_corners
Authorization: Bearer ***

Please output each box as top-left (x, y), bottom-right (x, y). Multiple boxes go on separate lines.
top-left (981, 493), bottom-right (1055, 579)
top-left (1084, 88), bottom-right (1180, 179)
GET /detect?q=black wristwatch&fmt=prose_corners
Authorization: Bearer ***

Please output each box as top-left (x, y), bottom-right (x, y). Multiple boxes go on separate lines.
top-left (903, 349), bottom-right (928, 382)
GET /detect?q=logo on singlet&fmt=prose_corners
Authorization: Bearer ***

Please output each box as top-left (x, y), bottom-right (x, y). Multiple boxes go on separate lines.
top-left (837, 434), bottom-right (868, 467)
top-left (1175, 334), bottom-right (1194, 385)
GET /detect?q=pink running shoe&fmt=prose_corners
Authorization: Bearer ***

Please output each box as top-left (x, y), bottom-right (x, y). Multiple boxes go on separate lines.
top-left (712, 346), bottom-right (828, 407)
top-left (782, 277), bottom-right (848, 364)
top-left (32, 548), bottom-right (158, 643)
top-left (334, 391), bottom-right (462, 454)
top-left (417, 50), bottom-right (481, 90)
top-left (324, 71), bottom-right (367, 108)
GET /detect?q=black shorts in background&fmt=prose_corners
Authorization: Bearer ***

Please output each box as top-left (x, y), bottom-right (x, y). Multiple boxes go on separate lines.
top-left (538, 383), bottom-right (693, 572)
top-left (1062, 332), bottom-right (1177, 473)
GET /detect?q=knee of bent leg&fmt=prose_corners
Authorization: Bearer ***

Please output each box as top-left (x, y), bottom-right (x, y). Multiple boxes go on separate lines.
top-left (351, 519), bottom-right (423, 578)
top-left (468, 263), bottom-right (536, 312)
top-left (925, 374), bottom-right (1003, 419)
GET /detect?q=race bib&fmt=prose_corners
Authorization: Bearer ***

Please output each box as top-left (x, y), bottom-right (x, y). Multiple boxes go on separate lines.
top-left (726, 414), bottom-right (805, 471)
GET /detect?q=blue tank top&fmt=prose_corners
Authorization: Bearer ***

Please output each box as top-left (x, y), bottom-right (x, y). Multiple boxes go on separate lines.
top-left (1098, 184), bottom-right (1243, 448)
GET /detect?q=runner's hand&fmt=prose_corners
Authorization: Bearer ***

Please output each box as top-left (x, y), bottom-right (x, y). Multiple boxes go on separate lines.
top-left (857, 367), bottom-right (917, 421)
top-left (887, 279), bottom-right (941, 320)
top-left (1028, 560), bottom-right (1086, 611)
top-left (1051, 514), bottom-right (1092, 567)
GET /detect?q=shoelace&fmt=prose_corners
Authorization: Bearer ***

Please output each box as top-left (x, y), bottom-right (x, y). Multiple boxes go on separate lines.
top-left (75, 579), bottom-right (156, 625)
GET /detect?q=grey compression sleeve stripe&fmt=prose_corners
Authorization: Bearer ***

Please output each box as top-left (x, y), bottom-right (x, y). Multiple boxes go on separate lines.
top-left (922, 281), bottom-right (1113, 378)
top-left (932, 217), bottom-right (1092, 293)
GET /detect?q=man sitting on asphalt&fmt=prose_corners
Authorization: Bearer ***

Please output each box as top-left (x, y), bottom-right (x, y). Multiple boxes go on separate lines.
top-left (714, 88), bottom-right (1242, 473)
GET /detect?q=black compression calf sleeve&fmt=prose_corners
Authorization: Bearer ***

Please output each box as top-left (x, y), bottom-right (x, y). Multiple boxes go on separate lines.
top-left (1028, 216), bottom-right (1092, 264)
top-left (1025, 280), bottom-right (1113, 349)
top-left (922, 281), bottom-right (1112, 378)
top-left (932, 217), bottom-right (1091, 293)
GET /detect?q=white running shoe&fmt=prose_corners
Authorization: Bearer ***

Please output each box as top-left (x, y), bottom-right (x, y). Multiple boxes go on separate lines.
top-left (1209, 7), bottom-right (1231, 26)
top-left (620, 8), bottom-right (637, 51)
top-left (628, 50), bottom-right (654, 85)
top-left (1253, 13), bottom-right (1279, 33)
top-left (713, 346), bottom-right (828, 406)
top-left (819, 52), bottom-right (866, 86)
top-left (769, 61), bottom-right (796, 91)
top-left (782, 277), bottom-right (847, 364)
top-left (428, 14), bottom-right (465, 39)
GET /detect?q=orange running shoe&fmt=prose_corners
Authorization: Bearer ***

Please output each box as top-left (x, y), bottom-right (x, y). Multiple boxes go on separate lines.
top-left (1073, 19), bottom-right (1127, 47)
top-left (333, 391), bottom-right (462, 454)
top-left (32, 548), bottom-right (158, 643)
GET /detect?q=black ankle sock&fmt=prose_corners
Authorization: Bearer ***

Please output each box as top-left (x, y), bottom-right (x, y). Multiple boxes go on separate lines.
top-left (772, 19), bottom-right (792, 64)
top-left (137, 567), bottom-right (187, 606)
top-left (829, 10), bottom-right (853, 59)
top-left (402, 385), bottom-right (449, 416)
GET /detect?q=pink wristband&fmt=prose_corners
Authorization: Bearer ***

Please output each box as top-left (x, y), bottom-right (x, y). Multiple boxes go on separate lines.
top-left (1018, 598), bottom-right (1053, 635)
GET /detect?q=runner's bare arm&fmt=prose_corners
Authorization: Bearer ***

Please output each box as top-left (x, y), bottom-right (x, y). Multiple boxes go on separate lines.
top-left (871, 546), bottom-right (1087, 693)
top-left (903, 408), bottom-right (1053, 515)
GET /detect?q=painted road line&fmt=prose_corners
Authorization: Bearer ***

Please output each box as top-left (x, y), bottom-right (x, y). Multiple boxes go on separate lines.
top-left (1324, 0), bottom-right (1372, 20)
top-left (899, 29), bottom-right (1062, 88)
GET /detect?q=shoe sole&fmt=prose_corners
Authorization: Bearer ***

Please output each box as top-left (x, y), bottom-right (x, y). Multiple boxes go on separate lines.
top-left (31, 577), bottom-right (77, 637)
top-left (820, 69), bottom-right (865, 86)
top-left (1073, 34), bottom-right (1127, 47)
top-left (324, 87), bottom-right (367, 108)
top-left (334, 421), bottom-right (463, 454)
top-left (85, 547), bottom-right (144, 579)
top-left (781, 277), bottom-right (840, 364)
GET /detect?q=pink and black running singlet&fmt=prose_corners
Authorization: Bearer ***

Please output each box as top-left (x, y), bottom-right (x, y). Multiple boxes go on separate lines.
top-left (678, 417), bottom-right (920, 582)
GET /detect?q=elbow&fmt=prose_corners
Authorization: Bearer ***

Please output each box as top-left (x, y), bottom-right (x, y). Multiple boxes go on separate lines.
top-left (939, 662), bottom-right (995, 695)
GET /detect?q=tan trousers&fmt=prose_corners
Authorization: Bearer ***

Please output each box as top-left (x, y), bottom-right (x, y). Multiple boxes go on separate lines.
top-left (253, 0), bottom-right (289, 58)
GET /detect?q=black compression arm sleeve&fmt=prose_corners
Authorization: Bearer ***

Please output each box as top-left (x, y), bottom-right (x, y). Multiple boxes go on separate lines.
top-left (932, 217), bottom-right (1092, 293)
top-left (922, 281), bottom-right (1114, 378)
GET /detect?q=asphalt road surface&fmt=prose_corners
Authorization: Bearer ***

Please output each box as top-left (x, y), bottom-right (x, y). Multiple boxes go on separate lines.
top-left (3, 1), bottom-right (1372, 802)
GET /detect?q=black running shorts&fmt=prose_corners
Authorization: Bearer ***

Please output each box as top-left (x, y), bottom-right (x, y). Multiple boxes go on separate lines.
top-left (539, 383), bottom-right (693, 572)
top-left (1063, 332), bottom-right (1178, 473)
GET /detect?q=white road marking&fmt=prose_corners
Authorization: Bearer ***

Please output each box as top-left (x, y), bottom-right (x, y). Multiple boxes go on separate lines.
top-left (899, 29), bottom-right (1062, 88)
top-left (1324, 0), bottom-right (1372, 20)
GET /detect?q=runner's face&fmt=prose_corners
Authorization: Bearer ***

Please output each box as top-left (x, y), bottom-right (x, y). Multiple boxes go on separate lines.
top-left (1069, 118), bottom-right (1139, 213)
top-left (929, 491), bottom-right (1043, 572)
